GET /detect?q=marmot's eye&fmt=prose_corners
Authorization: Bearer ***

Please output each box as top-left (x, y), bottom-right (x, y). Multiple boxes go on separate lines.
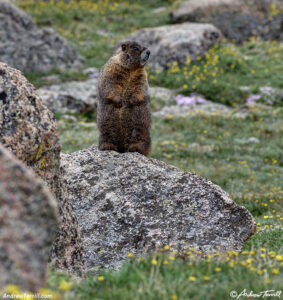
top-left (121, 44), bottom-right (126, 51)
top-left (132, 46), bottom-right (139, 51)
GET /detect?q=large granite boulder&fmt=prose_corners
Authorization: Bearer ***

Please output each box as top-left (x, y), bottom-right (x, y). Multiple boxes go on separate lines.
top-left (0, 2), bottom-right (83, 73)
top-left (0, 144), bottom-right (58, 292)
top-left (170, 0), bottom-right (283, 43)
top-left (61, 146), bottom-right (256, 271)
top-left (129, 23), bottom-right (222, 70)
top-left (0, 62), bottom-right (85, 276)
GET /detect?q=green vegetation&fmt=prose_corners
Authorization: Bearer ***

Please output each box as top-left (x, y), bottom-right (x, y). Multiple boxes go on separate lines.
top-left (11, 1), bottom-right (283, 299)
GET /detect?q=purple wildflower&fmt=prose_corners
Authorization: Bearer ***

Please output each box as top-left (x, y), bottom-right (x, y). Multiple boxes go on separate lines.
top-left (246, 94), bottom-right (261, 104)
top-left (175, 94), bottom-right (208, 106)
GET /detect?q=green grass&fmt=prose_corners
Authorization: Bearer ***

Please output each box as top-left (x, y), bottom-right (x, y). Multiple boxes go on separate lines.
top-left (45, 249), bottom-right (282, 300)
top-left (10, 1), bottom-right (283, 299)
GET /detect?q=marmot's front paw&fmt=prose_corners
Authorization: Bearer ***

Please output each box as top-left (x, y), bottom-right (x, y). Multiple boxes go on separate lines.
top-left (130, 96), bottom-right (143, 106)
top-left (106, 96), bottom-right (122, 108)
top-left (113, 97), bottom-right (122, 108)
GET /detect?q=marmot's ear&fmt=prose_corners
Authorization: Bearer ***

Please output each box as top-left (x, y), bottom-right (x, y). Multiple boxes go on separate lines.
top-left (121, 44), bottom-right (127, 51)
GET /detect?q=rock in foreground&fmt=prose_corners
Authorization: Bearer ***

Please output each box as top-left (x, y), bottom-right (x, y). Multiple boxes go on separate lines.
top-left (0, 144), bottom-right (58, 292)
top-left (129, 23), bottom-right (222, 70)
top-left (0, 2), bottom-right (83, 73)
top-left (61, 146), bottom-right (256, 270)
top-left (0, 62), bottom-right (85, 276)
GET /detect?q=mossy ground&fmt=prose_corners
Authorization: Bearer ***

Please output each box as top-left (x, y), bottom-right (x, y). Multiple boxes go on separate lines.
top-left (9, 1), bottom-right (283, 299)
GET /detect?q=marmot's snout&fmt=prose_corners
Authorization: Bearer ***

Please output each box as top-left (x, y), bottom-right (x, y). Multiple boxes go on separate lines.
top-left (141, 48), bottom-right (150, 65)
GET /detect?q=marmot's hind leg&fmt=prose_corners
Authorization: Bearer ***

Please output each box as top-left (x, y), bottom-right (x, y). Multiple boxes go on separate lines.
top-left (99, 137), bottom-right (118, 152)
top-left (129, 142), bottom-right (150, 156)
top-left (128, 128), bottom-right (151, 156)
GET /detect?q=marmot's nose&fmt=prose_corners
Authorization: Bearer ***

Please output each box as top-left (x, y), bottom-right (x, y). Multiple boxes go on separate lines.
top-left (146, 49), bottom-right (150, 56)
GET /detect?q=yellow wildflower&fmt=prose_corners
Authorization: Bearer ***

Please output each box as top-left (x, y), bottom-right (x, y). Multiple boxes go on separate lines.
top-left (59, 280), bottom-right (72, 292)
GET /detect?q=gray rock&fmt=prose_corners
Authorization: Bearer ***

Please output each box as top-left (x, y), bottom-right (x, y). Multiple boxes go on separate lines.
top-left (171, 0), bottom-right (243, 23)
top-left (37, 79), bottom-right (99, 114)
top-left (170, 0), bottom-right (283, 43)
top-left (0, 62), bottom-right (85, 276)
top-left (246, 86), bottom-right (282, 105)
top-left (61, 146), bottom-right (256, 271)
top-left (0, 2), bottom-right (83, 73)
top-left (128, 23), bottom-right (222, 70)
top-left (83, 67), bottom-right (100, 79)
top-left (149, 86), bottom-right (176, 106)
top-left (42, 74), bottom-right (60, 83)
top-left (153, 7), bottom-right (167, 14)
top-left (0, 144), bottom-right (58, 292)
top-left (212, 13), bottom-right (283, 43)
top-left (247, 137), bottom-right (260, 143)
top-left (153, 101), bottom-right (248, 118)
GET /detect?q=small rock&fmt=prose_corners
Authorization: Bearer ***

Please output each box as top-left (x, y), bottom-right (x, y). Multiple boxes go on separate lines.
top-left (240, 86), bottom-right (252, 92)
top-left (43, 74), bottom-right (60, 83)
top-left (188, 143), bottom-right (215, 152)
top-left (149, 86), bottom-right (176, 106)
top-left (83, 67), bottom-right (100, 79)
top-left (248, 137), bottom-right (260, 143)
top-left (62, 114), bottom-right (78, 123)
top-left (153, 7), bottom-right (167, 13)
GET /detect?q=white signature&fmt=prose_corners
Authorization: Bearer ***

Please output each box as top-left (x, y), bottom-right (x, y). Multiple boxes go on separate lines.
top-left (230, 289), bottom-right (281, 299)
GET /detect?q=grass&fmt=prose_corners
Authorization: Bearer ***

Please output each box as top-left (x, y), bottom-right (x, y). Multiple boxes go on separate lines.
top-left (45, 248), bottom-right (283, 300)
top-left (7, 1), bottom-right (283, 299)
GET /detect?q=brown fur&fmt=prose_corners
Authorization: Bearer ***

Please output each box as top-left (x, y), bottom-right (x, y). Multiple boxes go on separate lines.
top-left (97, 41), bottom-right (151, 156)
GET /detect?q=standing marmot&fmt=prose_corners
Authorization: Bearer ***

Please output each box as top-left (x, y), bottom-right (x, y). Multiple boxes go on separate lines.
top-left (97, 41), bottom-right (151, 156)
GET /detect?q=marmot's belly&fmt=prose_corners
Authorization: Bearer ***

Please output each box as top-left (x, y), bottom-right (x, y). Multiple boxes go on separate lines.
top-left (106, 106), bottom-right (136, 150)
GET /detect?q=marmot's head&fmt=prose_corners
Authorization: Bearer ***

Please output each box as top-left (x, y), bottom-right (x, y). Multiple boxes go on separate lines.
top-left (115, 41), bottom-right (150, 68)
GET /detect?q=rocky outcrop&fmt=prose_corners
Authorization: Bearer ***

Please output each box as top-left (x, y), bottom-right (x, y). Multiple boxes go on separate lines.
top-left (129, 23), bottom-right (222, 70)
top-left (0, 2), bottom-right (83, 73)
top-left (170, 0), bottom-right (283, 43)
top-left (61, 146), bottom-right (256, 271)
top-left (0, 62), bottom-right (85, 276)
top-left (0, 144), bottom-right (58, 292)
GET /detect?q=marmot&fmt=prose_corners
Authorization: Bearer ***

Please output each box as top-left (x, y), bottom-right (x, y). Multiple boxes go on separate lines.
top-left (97, 40), bottom-right (151, 156)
